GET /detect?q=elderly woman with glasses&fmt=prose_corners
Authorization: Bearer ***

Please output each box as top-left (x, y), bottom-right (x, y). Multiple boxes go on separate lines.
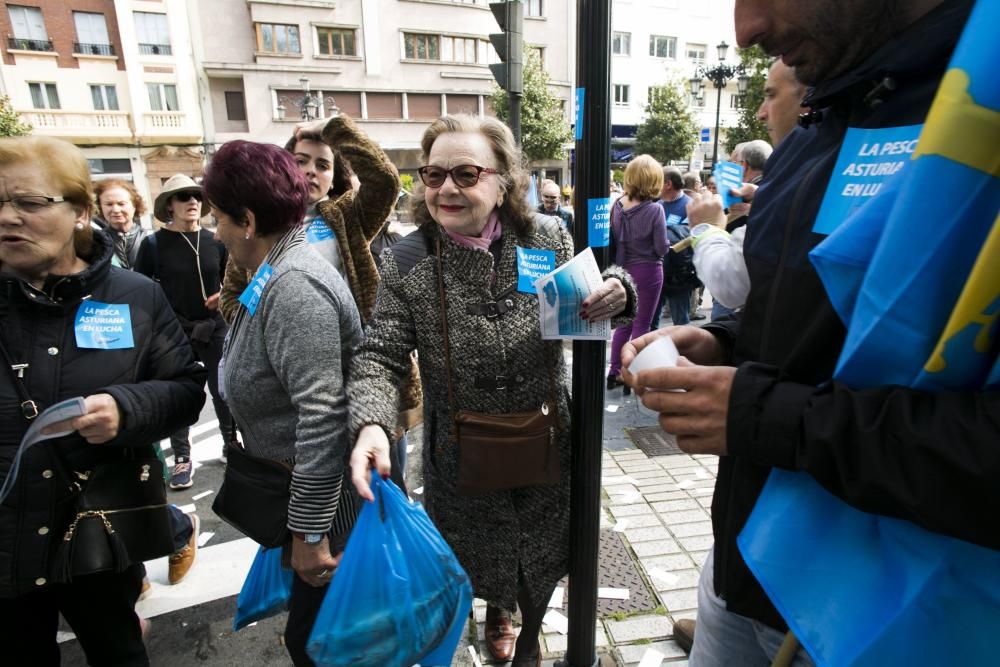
top-left (348, 114), bottom-right (637, 666)
top-left (0, 136), bottom-right (205, 665)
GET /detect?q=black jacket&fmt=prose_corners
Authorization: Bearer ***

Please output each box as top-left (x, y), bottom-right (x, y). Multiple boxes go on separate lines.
top-left (703, 0), bottom-right (999, 630)
top-left (0, 230), bottom-right (206, 598)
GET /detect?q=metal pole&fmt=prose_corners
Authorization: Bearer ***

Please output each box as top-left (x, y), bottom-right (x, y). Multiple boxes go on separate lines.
top-left (560, 2), bottom-right (610, 666)
top-left (712, 81), bottom-right (722, 167)
top-left (511, 91), bottom-right (522, 145)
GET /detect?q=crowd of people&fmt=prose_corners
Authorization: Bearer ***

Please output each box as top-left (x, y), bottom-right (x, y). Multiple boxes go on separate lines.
top-left (1, 0), bottom-right (996, 666)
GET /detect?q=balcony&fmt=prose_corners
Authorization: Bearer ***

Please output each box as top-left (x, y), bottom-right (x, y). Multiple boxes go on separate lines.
top-left (138, 43), bottom-right (172, 56)
top-left (17, 109), bottom-right (133, 143)
top-left (74, 42), bottom-right (115, 56)
top-left (141, 111), bottom-right (199, 143)
top-left (8, 37), bottom-right (54, 52)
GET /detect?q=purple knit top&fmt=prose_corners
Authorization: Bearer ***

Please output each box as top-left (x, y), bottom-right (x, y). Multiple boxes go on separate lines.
top-left (611, 198), bottom-right (669, 266)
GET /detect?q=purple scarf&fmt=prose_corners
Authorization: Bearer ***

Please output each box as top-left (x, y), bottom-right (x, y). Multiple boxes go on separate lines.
top-left (442, 211), bottom-right (501, 252)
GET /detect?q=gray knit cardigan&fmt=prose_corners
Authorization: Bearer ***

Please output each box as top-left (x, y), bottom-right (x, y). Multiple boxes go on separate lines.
top-left (348, 220), bottom-right (636, 609)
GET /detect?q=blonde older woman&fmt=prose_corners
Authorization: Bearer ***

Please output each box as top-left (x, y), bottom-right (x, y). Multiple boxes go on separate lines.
top-left (0, 136), bottom-right (204, 664)
top-left (348, 115), bottom-right (637, 666)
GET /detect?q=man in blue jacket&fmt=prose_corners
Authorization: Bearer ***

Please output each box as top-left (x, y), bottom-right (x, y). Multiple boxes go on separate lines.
top-left (622, 0), bottom-right (998, 664)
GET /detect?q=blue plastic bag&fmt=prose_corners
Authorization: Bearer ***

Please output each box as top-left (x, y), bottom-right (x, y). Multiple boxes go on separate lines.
top-left (233, 545), bottom-right (294, 632)
top-left (307, 477), bottom-right (472, 667)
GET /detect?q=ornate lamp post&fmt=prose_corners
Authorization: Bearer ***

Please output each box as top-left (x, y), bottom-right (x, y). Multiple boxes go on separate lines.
top-left (689, 41), bottom-right (750, 167)
top-left (275, 76), bottom-right (338, 121)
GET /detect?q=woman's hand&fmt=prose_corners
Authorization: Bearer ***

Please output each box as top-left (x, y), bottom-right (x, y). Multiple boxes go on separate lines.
top-left (580, 278), bottom-right (627, 321)
top-left (291, 535), bottom-right (341, 588)
top-left (686, 192), bottom-right (727, 229)
top-left (293, 116), bottom-right (335, 142)
top-left (41, 393), bottom-right (122, 444)
top-left (204, 292), bottom-right (220, 311)
top-left (349, 425), bottom-right (392, 501)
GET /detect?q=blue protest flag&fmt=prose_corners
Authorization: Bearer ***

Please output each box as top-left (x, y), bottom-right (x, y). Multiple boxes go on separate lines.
top-left (738, 1), bottom-right (1000, 664)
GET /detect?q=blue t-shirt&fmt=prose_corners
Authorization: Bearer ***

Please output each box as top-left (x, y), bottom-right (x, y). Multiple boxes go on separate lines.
top-left (660, 193), bottom-right (692, 227)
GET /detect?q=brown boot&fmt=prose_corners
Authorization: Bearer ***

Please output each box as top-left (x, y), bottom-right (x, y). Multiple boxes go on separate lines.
top-left (673, 618), bottom-right (696, 655)
top-left (484, 604), bottom-right (516, 662)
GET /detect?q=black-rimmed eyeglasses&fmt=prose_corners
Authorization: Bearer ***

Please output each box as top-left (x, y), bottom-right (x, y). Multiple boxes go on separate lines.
top-left (417, 165), bottom-right (499, 189)
top-left (0, 195), bottom-right (66, 214)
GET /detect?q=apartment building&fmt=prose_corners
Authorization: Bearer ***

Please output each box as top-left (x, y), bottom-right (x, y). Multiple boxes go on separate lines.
top-left (193, 0), bottom-right (575, 181)
top-left (610, 0), bottom-right (740, 168)
top-left (0, 0), bottom-right (204, 220)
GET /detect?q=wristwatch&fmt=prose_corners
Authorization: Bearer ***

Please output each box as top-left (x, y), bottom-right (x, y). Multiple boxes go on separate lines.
top-left (293, 532), bottom-right (324, 544)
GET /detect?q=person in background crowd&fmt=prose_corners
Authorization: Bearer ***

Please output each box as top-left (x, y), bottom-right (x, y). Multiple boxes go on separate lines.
top-left (537, 179), bottom-right (574, 233)
top-left (624, 0), bottom-right (996, 663)
top-left (706, 175), bottom-right (718, 195)
top-left (650, 166), bottom-right (693, 328)
top-left (206, 140), bottom-right (363, 667)
top-left (348, 114), bottom-right (636, 667)
top-left (607, 155), bottom-right (668, 394)
top-left (93, 179), bottom-right (150, 270)
top-left (134, 175), bottom-right (233, 491)
top-left (757, 59), bottom-right (808, 147)
top-left (219, 115), bottom-right (421, 479)
top-left (0, 136), bottom-right (205, 666)
top-left (682, 171), bottom-right (704, 197)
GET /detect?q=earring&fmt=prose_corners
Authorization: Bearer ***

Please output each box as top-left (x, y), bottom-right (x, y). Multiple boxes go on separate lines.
top-left (74, 222), bottom-right (85, 231)
top-left (244, 231), bottom-right (250, 240)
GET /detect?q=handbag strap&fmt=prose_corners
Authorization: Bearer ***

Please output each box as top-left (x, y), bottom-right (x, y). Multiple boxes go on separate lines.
top-left (434, 234), bottom-right (564, 437)
top-left (0, 331), bottom-right (39, 420)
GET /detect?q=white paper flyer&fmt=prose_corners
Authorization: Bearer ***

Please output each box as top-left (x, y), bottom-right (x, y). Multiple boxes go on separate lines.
top-left (533, 247), bottom-right (610, 340)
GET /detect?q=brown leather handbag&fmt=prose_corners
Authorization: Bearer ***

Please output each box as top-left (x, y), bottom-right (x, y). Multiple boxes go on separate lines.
top-left (435, 237), bottom-right (561, 497)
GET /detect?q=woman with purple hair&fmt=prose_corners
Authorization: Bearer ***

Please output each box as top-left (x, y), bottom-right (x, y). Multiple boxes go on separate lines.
top-left (203, 140), bottom-right (363, 666)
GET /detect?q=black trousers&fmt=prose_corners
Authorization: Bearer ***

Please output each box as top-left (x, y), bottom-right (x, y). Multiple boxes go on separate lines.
top-left (170, 314), bottom-right (233, 459)
top-left (284, 573), bottom-right (330, 666)
top-left (0, 564), bottom-right (147, 666)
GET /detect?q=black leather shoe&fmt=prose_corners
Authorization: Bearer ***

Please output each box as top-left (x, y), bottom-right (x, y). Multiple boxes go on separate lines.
top-left (511, 641), bottom-right (542, 667)
top-left (607, 375), bottom-right (624, 390)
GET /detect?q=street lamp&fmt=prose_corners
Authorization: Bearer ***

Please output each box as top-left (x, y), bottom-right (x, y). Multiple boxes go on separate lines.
top-left (690, 41), bottom-right (749, 167)
top-left (275, 76), bottom-right (338, 121)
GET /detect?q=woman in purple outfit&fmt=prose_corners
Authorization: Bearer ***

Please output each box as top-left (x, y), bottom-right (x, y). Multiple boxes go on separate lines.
top-left (607, 155), bottom-right (668, 391)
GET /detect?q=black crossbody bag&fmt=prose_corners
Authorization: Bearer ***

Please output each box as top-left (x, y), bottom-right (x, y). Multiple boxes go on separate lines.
top-left (0, 334), bottom-right (174, 582)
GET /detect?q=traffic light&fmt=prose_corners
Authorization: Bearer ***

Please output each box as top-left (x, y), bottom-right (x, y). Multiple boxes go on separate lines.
top-left (489, 1), bottom-right (523, 95)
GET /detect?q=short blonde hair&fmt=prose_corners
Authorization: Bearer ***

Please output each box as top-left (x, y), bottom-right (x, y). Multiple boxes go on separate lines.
top-left (623, 154), bottom-right (664, 201)
top-left (0, 136), bottom-right (94, 257)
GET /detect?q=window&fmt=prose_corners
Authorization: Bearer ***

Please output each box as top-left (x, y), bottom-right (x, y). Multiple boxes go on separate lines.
top-left (147, 83), bottom-right (179, 111)
top-left (88, 158), bottom-right (132, 175)
top-left (256, 23), bottom-right (300, 54)
top-left (648, 34), bottom-right (676, 59)
top-left (525, 0), bottom-right (542, 17)
top-left (135, 12), bottom-right (171, 54)
top-left (317, 27), bottom-right (356, 56)
top-left (28, 82), bottom-right (60, 110)
top-left (74, 12), bottom-right (111, 49)
top-left (686, 43), bottom-right (706, 64)
top-left (647, 86), bottom-right (669, 106)
top-left (403, 32), bottom-right (438, 60)
top-left (613, 84), bottom-right (630, 107)
top-left (612, 31), bottom-right (631, 56)
top-left (528, 45), bottom-right (544, 66)
top-left (689, 92), bottom-right (704, 107)
top-left (730, 94), bottom-right (743, 109)
top-left (90, 85), bottom-right (119, 111)
top-left (8, 5), bottom-right (50, 51)
top-left (224, 91), bottom-right (246, 121)
top-left (441, 35), bottom-right (478, 63)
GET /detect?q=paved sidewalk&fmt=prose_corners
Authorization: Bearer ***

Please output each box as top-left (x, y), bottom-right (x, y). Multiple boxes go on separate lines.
top-left (454, 377), bottom-right (716, 667)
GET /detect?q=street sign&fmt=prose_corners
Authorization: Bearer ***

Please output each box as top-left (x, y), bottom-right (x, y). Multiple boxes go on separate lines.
top-left (700, 127), bottom-right (711, 143)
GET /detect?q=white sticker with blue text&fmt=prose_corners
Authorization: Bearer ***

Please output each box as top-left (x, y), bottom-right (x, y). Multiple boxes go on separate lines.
top-left (75, 302), bottom-right (134, 349)
top-left (813, 124), bottom-right (922, 235)
top-left (238, 263), bottom-right (274, 316)
top-left (516, 246), bottom-right (556, 294)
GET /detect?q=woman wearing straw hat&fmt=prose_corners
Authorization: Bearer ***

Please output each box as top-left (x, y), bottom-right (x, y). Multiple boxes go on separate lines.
top-left (135, 174), bottom-right (234, 490)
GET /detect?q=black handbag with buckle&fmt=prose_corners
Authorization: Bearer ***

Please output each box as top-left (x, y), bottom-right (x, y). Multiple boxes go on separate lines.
top-left (0, 334), bottom-right (174, 582)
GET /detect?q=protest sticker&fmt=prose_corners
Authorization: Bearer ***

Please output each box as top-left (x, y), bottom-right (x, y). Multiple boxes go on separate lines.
top-left (813, 124), bottom-right (922, 235)
top-left (713, 161), bottom-right (744, 210)
top-left (74, 301), bottom-right (135, 349)
top-left (516, 246), bottom-right (556, 293)
top-left (306, 217), bottom-right (335, 244)
top-left (587, 197), bottom-right (612, 248)
top-left (238, 263), bottom-right (274, 316)
top-left (574, 88), bottom-right (585, 141)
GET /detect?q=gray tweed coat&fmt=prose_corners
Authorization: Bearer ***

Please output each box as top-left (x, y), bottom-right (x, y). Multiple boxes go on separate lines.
top-left (348, 219), bottom-right (636, 609)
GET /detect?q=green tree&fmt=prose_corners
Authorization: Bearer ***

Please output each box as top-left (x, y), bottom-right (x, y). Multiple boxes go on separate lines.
top-left (490, 48), bottom-right (572, 161)
top-left (724, 45), bottom-right (771, 152)
top-left (0, 95), bottom-right (31, 137)
top-left (634, 79), bottom-right (699, 163)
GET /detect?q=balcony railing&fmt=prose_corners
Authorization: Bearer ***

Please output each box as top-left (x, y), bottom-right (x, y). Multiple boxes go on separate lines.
top-left (18, 109), bottom-right (131, 135)
top-left (74, 42), bottom-right (115, 56)
top-left (144, 111), bottom-right (185, 129)
top-left (8, 37), bottom-right (54, 52)
top-left (138, 43), bottom-right (172, 55)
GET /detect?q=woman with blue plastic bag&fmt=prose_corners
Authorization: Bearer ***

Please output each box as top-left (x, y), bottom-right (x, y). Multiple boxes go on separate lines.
top-left (203, 140), bottom-right (364, 666)
top-left (348, 115), bottom-right (637, 666)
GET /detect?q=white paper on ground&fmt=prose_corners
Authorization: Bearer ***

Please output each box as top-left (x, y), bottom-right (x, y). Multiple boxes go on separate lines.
top-left (191, 489), bottom-right (214, 501)
top-left (612, 490), bottom-right (642, 504)
top-left (648, 567), bottom-right (680, 586)
top-left (176, 503), bottom-right (196, 514)
top-left (603, 475), bottom-right (640, 486)
top-left (533, 247), bottom-right (610, 340)
top-left (637, 648), bottom-right (666, 667)
top-left (612, 518), bottom-right (629, 533)
top-left (406, 444), bottom-right (415, 454)
top-left (196, 531), bottom-right (215, 547)
top-left (597, 587), bottom-right (630, 600)
top-left (468, 645), bottom-right (483, 667)
top-left (695, 468), bottom-right (710, 479)
top-left (412, 486), bottom-right (424, 495)
top-left (605, 404), bottom-right (620, 413)
top-left (676, 479), bottom-right (696, 490)
top-left (543, 609), bottom-right (569, 634)
top-left (548, 586), bottom-right (565, 608)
